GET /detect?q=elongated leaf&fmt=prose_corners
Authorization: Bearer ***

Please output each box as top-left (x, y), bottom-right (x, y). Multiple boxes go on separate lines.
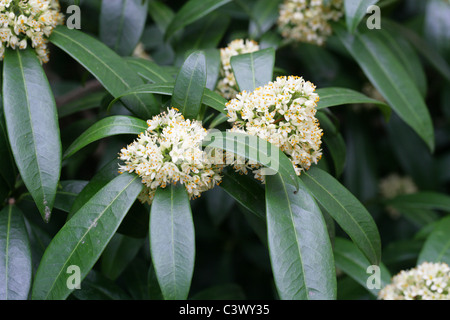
top-left (107, 82), bottom-right (227, 114)
top-left (334, 25), bottom-right (435, 151)
top-left (31, 173), bottom-right (143, 300)
top-left (230, 48), bottom-right (275, 92)
top-left (165, 0), bottom-right (232, 40)
top-left (300, 167), bottom-right (381, 265)
top-left (266, 174), bottom-right (336, 300)
top-left (101, 233), bottom-right (144, 281)
top-left (150, 184), bottom-right (195, 300)
top-left (386, 192), bottom-right (450, 213)
top-left (249, 0), bottom-right (283, 38)
top-left (3, 48), bottom-right (61, 222)
top-left (334, 238), bottom-right (391, 297)
top-left (58, 91), bottom-right (105, 118)
top-left (344, 0), bottom-right (379, 33)
top-left (172, 51), bottom-right (206, 119)
top-left (50, 26), bottom-right (158, 119)
top-left (316, 87), bottom-right (390, 120)
top-left (204, 48), bottom-right (221, 91)
top-left (203, 131), bottom-right (299, 189)
top-left (125, 58), bottom-right (173, 83)
top-left (148, 0), bottom-right (174, 33)
top-left (54, 180), bottom-right (89, 213)
top-left (0, 205), bottom-right (32, 300)
top-left (418, 216), bottom-right (450, 265)
top-left (100, 0), bottom-right (148, 56)
top-left (63, 116), bottom-right (147, 159)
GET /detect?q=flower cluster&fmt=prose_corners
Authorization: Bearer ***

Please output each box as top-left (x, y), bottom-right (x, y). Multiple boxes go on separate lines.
top-left (277, 0), bottom-right (344, 46)
top-left (217, 39), bottom-right (260, 100)
top-left (379, 262), bottom-right (450, 300)
top-left (225, 75), bottom-right (323, 181)
top-left (0, 0), bottom-right (64, 63)
top-left (379, 173), bottom-right (418, 219)
top-left (118, 108), bottom-right (223, 205)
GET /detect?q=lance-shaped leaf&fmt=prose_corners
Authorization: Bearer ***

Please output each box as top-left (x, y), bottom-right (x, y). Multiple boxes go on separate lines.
top-left (172, 51), bottom-right (207, 119)
top-left (202, 131), bottom-right (299, 190)
top-left (63, 116), bottom-right (148, 159)
top-left (126, 57), bottom-right (173, 83)
top-left (165, 0), bottom-right (232, 40)
top-left (230, 48), bottom-right (275, 92)
top-left (334, 25), bottom-right (435, 151)
top-left (3, 48), bottom-right (61, 222)
top-left (418, 216), bottom-right (450, 265)
top-left (334, 237), bottom-right (391, 297)
top-left (150, 184), bottom-right (195, 300)
top-left (300, 167), bottom-right (381, 265)
top-left (266, 174), bottom-right (336, 300)
top-left (50, 26), bottom-right (158, 119)
top-left (100, 0), bottom-right (148, 56)
top-left (31, 173), bottom-right (143, 300)
top-left (0, 205), bottom-right (32, 300)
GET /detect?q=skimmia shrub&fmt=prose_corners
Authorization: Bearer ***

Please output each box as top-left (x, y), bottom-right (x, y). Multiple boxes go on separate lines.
top-left (0, 0), bottom-right (449, 302)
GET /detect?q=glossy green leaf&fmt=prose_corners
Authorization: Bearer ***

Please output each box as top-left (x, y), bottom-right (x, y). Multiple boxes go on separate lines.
top-left (150, 184), bottom-right (195, 300)
top-left (101, 233), bottom-right (144, 281)
top-left (125, 57), bottom-right (173, 83)
top-left (316, 87), bottom-right (391, 120)
top-left (203, 131), bottom-right (299, 190)
top-left (100, 0), bottom-right (148, 56)
top-left (266, 174), bottom-right (336, 300)
top-left (386, 192), bottom-right (450, 213)
top-left (204, 48), bottom-right (221, 91)
top-left (165, 0), bottom-right (232, 40)
top-left (172, 51), bottom-right (207, 119)
top-left (50, 26), bottom-right (158, 118)
top-left (63, 116), bottom-right (147, 159)
top-left (334, 238), bottom-right (391, 297)
top-left (230, 48), bottom-right (275, 92)
top-left (334, 25), bottom-right (435, 151)
top-left (418, 216), bottom-right (450, 265)
top-left (344, 0), bottom-right (379, 33)
top-left (0, 205), bottom-right (32, 300)
top-left (3, 48), bottom-right (61, 222)
top-left (31, 173), bottom-right (143, 300)
top-left (300, 167), bottom-right (381, 265)
top-left (58, 91), bottom-right (105, 118)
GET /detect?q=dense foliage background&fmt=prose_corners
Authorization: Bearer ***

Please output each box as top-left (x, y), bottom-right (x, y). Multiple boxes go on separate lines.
top-left (0, 0), bottom-right (449, 300)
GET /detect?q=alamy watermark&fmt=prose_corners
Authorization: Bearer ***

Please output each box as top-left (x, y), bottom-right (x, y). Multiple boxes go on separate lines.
top-left (66, 265), bottom-right (81, 290)
top-left (66, 5), bottom-right (81, 30)
top-left (366, 5), bottom-right (381, 30)
top-left (366, 265), bottom-right (382, 290)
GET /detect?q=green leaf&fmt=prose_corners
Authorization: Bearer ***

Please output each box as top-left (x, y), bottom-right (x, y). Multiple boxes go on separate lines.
top-left (383, 19), bottom-right (450, 82)
top-left (266, 174), bottom-right (336, 300)
top-left (71, 270), bottom-right (131, 300)
top-left (100, 0), bottom-right (148, 56)
top-left (386, 192), bottom-right (450, 213)
top-left (150, 184), bottom-right (195, 300)
top-left (0, 205), bottom-right (32, 300)
top-left (3, 48), bottom-right (61, 222)
top-left (125, 57), bottom-right (173, 83)
top-left (316, 87), bottom-right (391, 120)
top-left (165, 0), bottom-right (232, 40)
top-left (68, 159), bottom-right (120, 220)
top-left (172, 51), bottom-right (207, 119)
top-left (107, 82), bottom-right (227, 115)
top-left (334, 25), bottom-right (435, 151)
top-left (230, 48), bottom-right (275, 92)
top-left (334, 237), bottom-right (391, 297)
top-left (204, 48), bottom-right (221, 91)
top-left (344, 0), bottom-right (379, 33)
top-left (58, 91), bottom-right (105, 118)
top-left (31, 173), bottom-right (143, 300)
top-left (54, 180), bottom-right (89, 213)
top-left (418, 216), bottom-right (450, 265)
top-left (203, 131), bottom-right (299, 190)
top-left (148, 0), bottom-right (174, 33)
top-left (300, 167), bottom-right (381, 265)
top-left (63, 116), bottom-right (148, 159)
top-left (50, 26), bottom-right (158, 119)
top-left (101, 233), bottom-right (144, 281)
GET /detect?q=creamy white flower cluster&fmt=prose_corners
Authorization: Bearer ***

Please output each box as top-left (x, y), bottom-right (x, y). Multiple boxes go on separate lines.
top-left (225, 75), bottom-right (323, 181)
top-left (0, 0), bottom-right (64, 63)
top-left (379, 262), bottom-right (450, 300)
top-left (118, 108), bottom-right (223, 205)
top-left (277, 0), bottom-right (344, 46)
top-left (379, 173), bottom-right (418, 200)
top-left (217, 39), bottom-right (260, 100)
